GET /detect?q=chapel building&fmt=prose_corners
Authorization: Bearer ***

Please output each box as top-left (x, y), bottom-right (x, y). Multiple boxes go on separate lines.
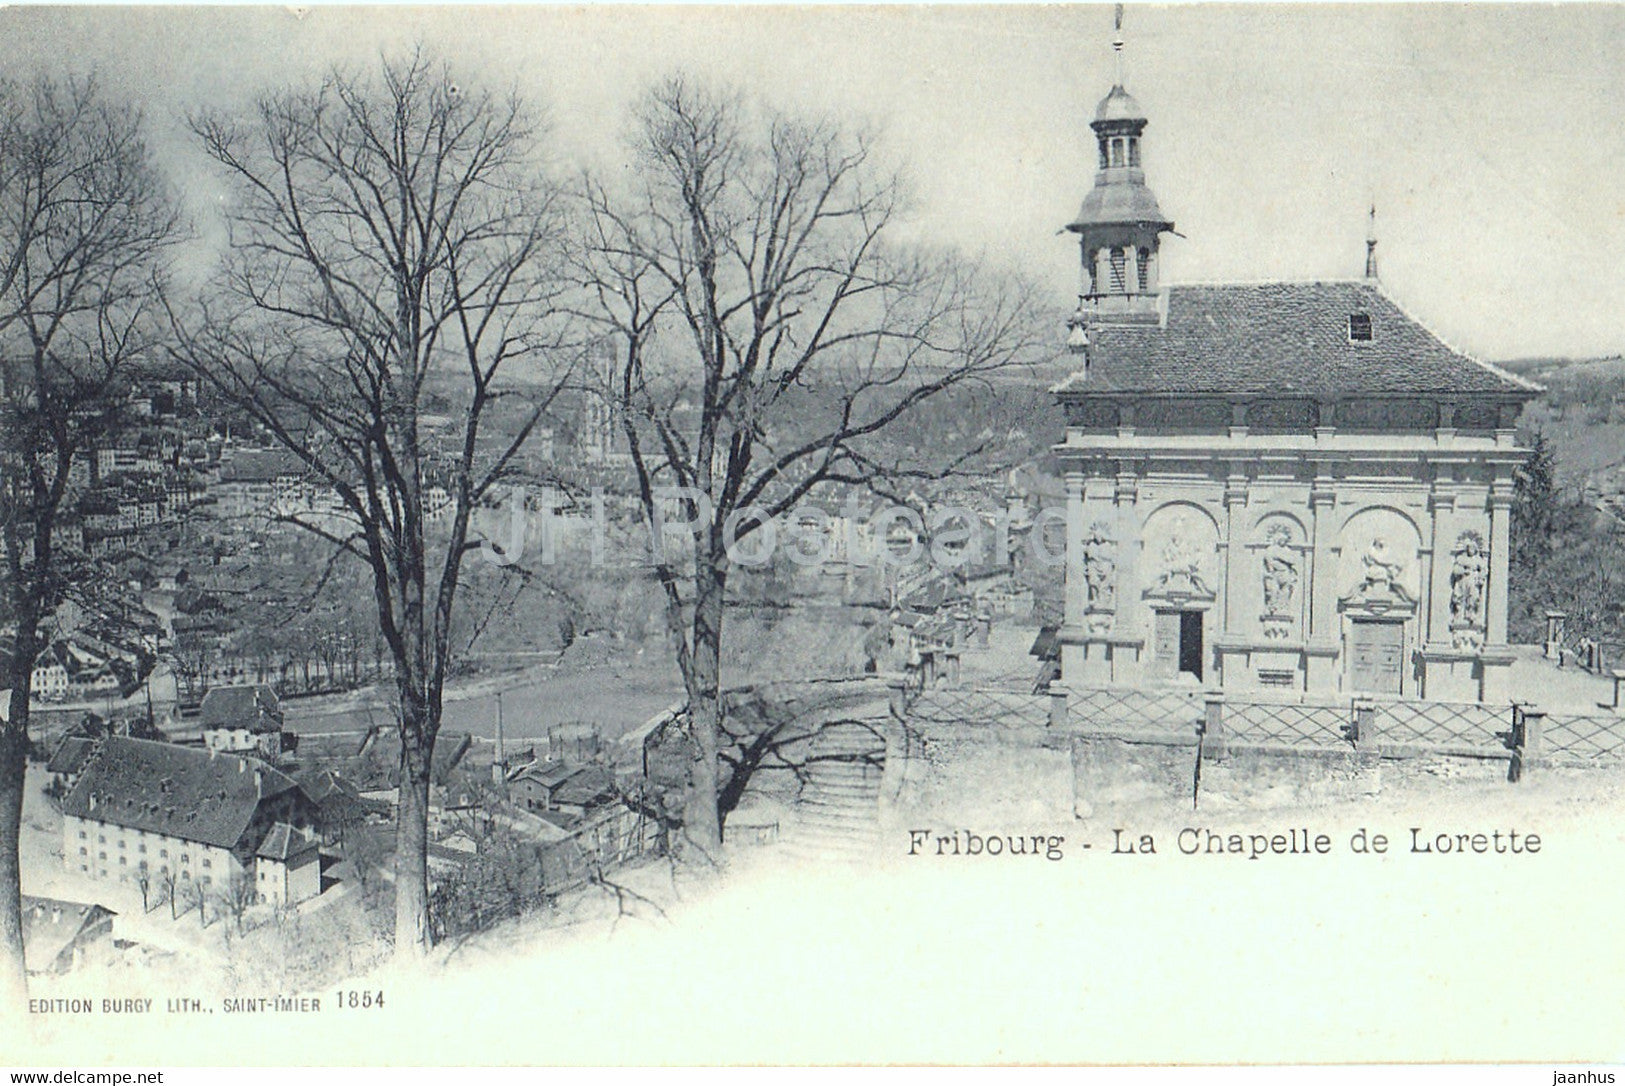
top-left (1053, 65), bottom-right (1540, 704)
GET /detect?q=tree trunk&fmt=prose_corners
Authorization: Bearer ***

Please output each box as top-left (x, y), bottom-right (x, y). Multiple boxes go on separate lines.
top-left (682, 561), bottom-right (726, 855)
top-left (393, 722), bottom-right (433, 958)
top-left (1, 636), bottom-right (36, 1005)
top-left (0, 710), bottom-right (29, 1006)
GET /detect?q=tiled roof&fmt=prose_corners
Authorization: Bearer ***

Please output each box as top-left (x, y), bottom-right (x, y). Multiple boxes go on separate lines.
top-left (551, 765), bottom-right (617, 808)
top-left (47, 736), bottom-right (97, 776)
top-left (63, 737), bottom-right (299, 851)
top-left (1053, 282), bottom-right (1542, 399)
top-left (200, 684), bottom-right (281, 732)
top-left (255, 822), bottom-right (318, 861)
top-left (510, 761), bottom-right (578, 789)
top-left (21, 895), bottom-right (115, 973)
top-left (216, 449), bottom-right (306, 484)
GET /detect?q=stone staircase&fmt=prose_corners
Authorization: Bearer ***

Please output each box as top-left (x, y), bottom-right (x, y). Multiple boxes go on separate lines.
top-left (783, 720), bottom-right (887, 863)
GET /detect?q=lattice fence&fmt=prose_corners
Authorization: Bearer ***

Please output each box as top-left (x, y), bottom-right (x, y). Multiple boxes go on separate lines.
top-left (1224, 701), bottom-right (1353, 749)
top-left (908, 688), bottom-right (1052, 728)
top-left (1069, 686), bottom-right (1203, 735)
top-left (1543, 712), bottom-right (1625, 764)
top-left (1373, 700), bottom-right (1510, 750)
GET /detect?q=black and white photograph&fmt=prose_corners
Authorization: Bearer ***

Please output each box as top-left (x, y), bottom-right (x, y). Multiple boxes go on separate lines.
top-left (2, 2), bottom-right (1625, 1070)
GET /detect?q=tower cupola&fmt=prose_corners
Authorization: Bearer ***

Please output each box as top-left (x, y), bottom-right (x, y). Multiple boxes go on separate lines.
top-left (1064, 15), bottom-right (1173, 328)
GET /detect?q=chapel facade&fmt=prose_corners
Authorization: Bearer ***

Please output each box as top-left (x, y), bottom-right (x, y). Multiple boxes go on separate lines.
top-left (1053, 65), bottom-right (1540, 704)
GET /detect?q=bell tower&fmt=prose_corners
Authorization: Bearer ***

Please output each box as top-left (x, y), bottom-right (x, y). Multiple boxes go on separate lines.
top-left (1065, 11), bottom-right (1173, 333)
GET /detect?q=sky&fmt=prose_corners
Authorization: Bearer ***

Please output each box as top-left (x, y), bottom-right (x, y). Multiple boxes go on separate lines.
top-left (3, 3), bottom-right (1624, 362)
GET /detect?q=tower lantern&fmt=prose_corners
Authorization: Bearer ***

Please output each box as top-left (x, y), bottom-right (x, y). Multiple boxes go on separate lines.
top-left (1064, 11), bottom-right (1173, 326)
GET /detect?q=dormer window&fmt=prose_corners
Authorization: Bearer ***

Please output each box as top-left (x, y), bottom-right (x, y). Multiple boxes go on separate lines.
top-left (1348, 313), bottom-right (1373, 342)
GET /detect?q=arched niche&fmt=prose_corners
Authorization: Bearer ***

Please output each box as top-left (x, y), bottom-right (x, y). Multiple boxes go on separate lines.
top-left (1140, 501), bottom-right (1220, 602)
top-left (1336, 506), bottom-right (1423, 605)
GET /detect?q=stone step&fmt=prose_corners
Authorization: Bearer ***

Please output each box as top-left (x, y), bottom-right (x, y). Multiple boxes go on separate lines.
top-left (802, 796), bottom-right (877, 813)
top-left (803, 778), bottom-right (880, 796)
top-left (806, 765), bottom-right (882, 783)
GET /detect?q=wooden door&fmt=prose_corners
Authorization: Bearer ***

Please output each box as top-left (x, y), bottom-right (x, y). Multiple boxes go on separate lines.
top-left (1348, 620), bottom-right (1404, 695)
top-left (1153, 610), bottom-right (1181, 678)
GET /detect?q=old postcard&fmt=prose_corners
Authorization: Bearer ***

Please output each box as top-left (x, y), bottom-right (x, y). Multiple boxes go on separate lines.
top-left (2, 2), bottom-right (1624, 1068)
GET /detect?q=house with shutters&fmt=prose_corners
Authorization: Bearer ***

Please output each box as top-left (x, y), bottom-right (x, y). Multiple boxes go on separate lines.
top-left (61, 736), bottom-right (322, 906)
top-left (1052, 57), bottom-right (1540, 704)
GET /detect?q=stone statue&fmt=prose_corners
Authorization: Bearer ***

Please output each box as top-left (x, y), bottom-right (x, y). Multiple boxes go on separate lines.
top-left (1361, 536), bottom-right (1402, 588)
top-left (1081, 520), bottom-right (1116, 609)
top-left (1157, 515), bottom-right (1211, 596)
top-left (1260, 523), bottom-right (1299, 616)
top-left (1450, 531), bottom-right (1488, 630)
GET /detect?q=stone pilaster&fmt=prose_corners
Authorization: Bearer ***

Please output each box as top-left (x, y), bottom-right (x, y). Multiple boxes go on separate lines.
top-left (1063, 470), bottom-right (1087, 633)
top-left (1486, 476), bottom-right (1514, 646)
top-left (1307, 473), bottom-right (1338, 638)
top-left (1305, 470), bottom-right (1339, 694)
top-left (1058, 468), bottom-right (1088, 685)
top-left (1221, 468), bottom-right (1248, 631)
top-left (1425, 469), bottom-right (1457, 649)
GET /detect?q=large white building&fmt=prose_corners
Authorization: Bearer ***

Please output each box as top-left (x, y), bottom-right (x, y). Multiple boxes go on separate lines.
top-left (1054, 65), bottom-right (1540, 703)
top-left (62, 737), bottom-right (322, 907)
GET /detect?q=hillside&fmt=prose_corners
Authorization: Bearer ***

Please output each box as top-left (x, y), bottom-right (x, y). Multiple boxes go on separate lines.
top-left (1502, 356), bottom-right (1625, 487)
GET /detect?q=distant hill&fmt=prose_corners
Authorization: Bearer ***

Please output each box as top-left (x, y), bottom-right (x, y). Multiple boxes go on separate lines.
top-left (1497, 355), bottom-right (1625, 382)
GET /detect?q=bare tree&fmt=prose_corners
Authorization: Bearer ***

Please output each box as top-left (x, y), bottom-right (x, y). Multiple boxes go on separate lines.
top-left (175, 50), bottom-right (575, 956)
top-left (219, 870), bottom-right (258, 933)
top-left (157, 865), bottom-right (177, 920)
top-left (580, 77), bottom-right (1045, 853)
top-left (0, 76), bottom-right (178, 999)
top-left (182, 876), bottom-right (206, 928)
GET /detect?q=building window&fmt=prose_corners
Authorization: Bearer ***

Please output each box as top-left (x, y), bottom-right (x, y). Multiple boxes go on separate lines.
top-left (98, 851), bottom-right (106, 860)
top-left (138, 844), bottom-right (146, 854)
top-left (1128, 137), bottom-right (1141, 167)
top-left (139, 860), bottom-right (148, 872)
top-left (1097, 140), bottom-right (1109, 170)
top-left (180, 870), bottom-right (190, 881)
top-left (1348, 313), bottom-right (1373, 341)
top-left (78, 831), bottom-right (86, 840)
top-left (98, 835), bottom-right (105, 844)
top-left (79, 847), bottom-right (87, 856)
top-left (119, 856), bottom-right (126, 866)
top-left (202, 858), bottom-right (211, 869)
top-left (80, 864), bottom-right (88, 872)
top-left (1137, 248), bottom-right (1151, 291)
top-left (1110, 248), bottom-right (1127, 292)
top-left (180, 853), bottom-right (189, 864)
top-left (118, 840), bottom-right (125, 849)
top-left (1109, 138), bottom-right (1125, 168)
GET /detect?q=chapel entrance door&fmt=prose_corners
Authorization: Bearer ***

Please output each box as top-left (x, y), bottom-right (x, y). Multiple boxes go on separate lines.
top-left (1348, 619), bottom-right (1404, 695)
top-left (1154, 608), bottom-right (1204, 681)
top-left (1179, 610), bottom-right (1204, 681)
